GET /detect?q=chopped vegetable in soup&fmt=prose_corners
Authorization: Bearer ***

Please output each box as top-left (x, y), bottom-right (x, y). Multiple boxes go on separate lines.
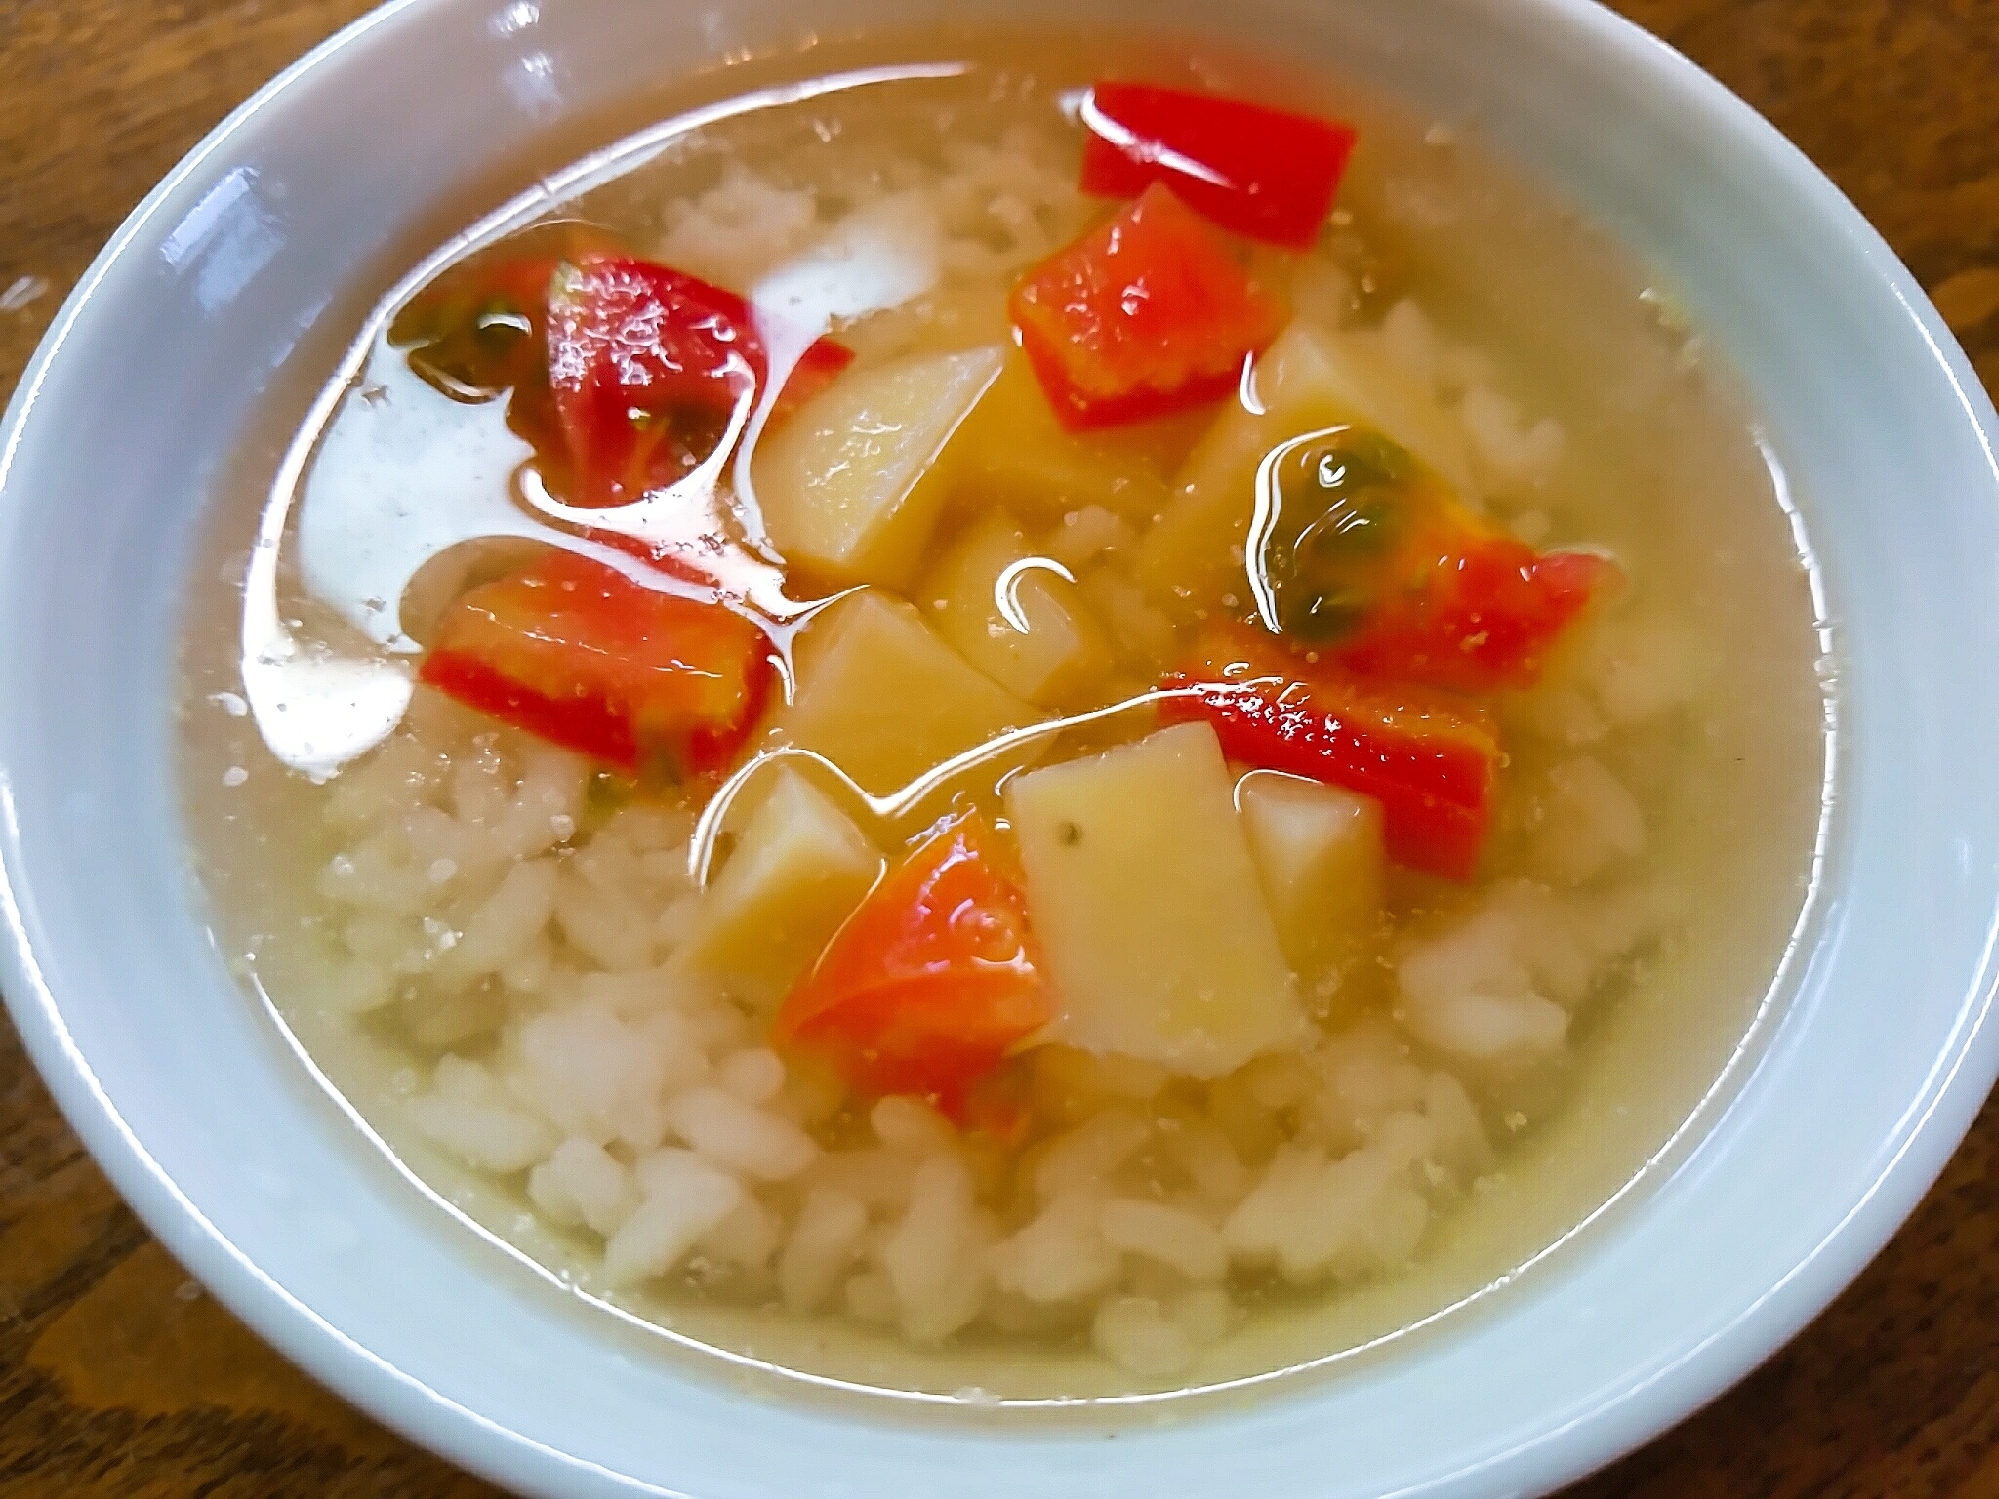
top-left (771, 809), bottom-right (1051, 1112)
top-left (418, 549), bottom-right (773, 776)
top-left (1009, 182), bottom-right (1285, 429)
top-left (1078, 83), bottom-right (1360, 250)
top-left (1163, 622), bottom-right (1502, 880)
top-left (184, 35), bottom-right (1827, 1400)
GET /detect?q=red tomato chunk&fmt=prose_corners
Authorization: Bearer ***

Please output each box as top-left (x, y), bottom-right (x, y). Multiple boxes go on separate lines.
top-left (1008, 182), bottom-right (1284, 431)
top-left (549, 255), bottom-right (854, 505)
top-left (1332, 537), bottom-right (1619, 695)
top-left (772, 811), bottom-right (1053, 1112)
top-left (1080, 82), bottom-right (1359, 250)
top-left (1161, 623), bottom-right (1501, 880)
top-left (418, 548), bottom-right (773, 777)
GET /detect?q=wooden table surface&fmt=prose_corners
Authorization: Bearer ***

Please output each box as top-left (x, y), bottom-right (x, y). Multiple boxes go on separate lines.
top-left (2, 0), bottom-right (1996, 1493)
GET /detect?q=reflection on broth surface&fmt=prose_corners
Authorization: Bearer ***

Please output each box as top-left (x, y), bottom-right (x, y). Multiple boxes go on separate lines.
top-left (181, 30), bottom-right (1830, 1402)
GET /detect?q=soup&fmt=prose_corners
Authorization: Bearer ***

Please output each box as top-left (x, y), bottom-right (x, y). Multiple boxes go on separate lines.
top-left (182, 30), bottom-right (1828, 1399)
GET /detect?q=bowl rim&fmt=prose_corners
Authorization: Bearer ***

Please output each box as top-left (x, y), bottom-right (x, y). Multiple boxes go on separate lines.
top-left (3, 0), bottom-right (1997, 1494)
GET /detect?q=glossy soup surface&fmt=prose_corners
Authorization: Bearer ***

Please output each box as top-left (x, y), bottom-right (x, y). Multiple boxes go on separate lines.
top-left (182, 31), bottom-right (1829, 1401)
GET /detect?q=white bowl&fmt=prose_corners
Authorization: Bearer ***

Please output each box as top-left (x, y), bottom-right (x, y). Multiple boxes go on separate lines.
top-left (4, 0), bottom-right (1997, 1493)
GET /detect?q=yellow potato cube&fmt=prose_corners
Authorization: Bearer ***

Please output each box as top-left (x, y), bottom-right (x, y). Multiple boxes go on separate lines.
top-left (1236, 771), bottom-right (1385, 977)
top-left (950, 352), bottom-right (1181, 524)
top-left (752, 346), bottom-right (1005, 588)
top-left (1134, 323), bottom-right (1473, 619)
top-left (920, 512), bottom-right (1115, 708)
top-left (1006, 722), bottom-right (1304, 1076)
top-left (676, 768), bottom-right (884, 1011)
top-left (774, 590), bottom-right (1047, 798)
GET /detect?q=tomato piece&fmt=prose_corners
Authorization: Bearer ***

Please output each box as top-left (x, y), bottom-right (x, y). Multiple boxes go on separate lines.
top-left (548, 255), bottom-right (855, 505)
top-left (772, 812), bottom-right (1052, 1111)
top-left (390, 231), bottom-right (855, 507)
top-left (388, 221), bottom-right (624, 470)
top-left (1254, 426), bottom-right (1618, 692)
top-left (1008, 183), bottom-right (1285, 431)
top-left (389, 221), bottom-right (623, 403)
top-left (1332, 538), bottom-right (1618, 694)
top-left (1160, 622), bottom-right (1501, 880)
top-left (417, 548), bottom-right (773, 776)
top-left (1079, 83), bottom-right (1359, 250)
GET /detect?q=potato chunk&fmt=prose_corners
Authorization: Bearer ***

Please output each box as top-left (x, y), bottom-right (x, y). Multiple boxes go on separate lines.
top-left (1135, 323), bottom-right (1472, 619)
top-left (1236, 771), bottom-right (1385, 978)
top-left (753, 346), bottom-right (1005, 588)
top-left (920, 512), bottom-right (1115, 708)
top-left (675, 768), bottom-right (884, 1011)
top-left (1006, 722), bottom-right (1303, 1076)
top-left (774, 590), bottom-right (1046, 797)
top-left (950, 352), bottom-right (1180, 524)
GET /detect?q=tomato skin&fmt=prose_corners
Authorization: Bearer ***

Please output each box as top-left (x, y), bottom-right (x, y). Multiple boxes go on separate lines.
top-left (1079, 83), bottom-right (1359, 250)
top-left (1160, 623), bottom-right (1500, 881)
top-left (1255, 424), bottom-right (1619, 693)
top-left (1332, 535), bottom-right (1618, 695)
top-left (417, 548), bottom-right (772, 776)
top-left (389, 221), bottom-right (624, 404)
top-left (1008, 183), bottom-right (1284, 431)
top-left (547, 255), bottom-right (854, 505)
top-left (391, 232), bottom-right (854, 507)
top-left (772, 812), bottom-right (1052, 1111)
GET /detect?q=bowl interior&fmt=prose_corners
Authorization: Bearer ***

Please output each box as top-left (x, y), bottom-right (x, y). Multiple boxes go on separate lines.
top-left (3, 0), bottom-right (1997, 1495)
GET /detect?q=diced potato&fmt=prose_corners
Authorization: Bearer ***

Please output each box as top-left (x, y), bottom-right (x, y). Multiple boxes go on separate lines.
top-left (950, 352), bottom-right (1181, 523)
top-left (1077, 567), bottom-right (1183, 679)
top-left (1236, 771), bottom-right (1385, 978)
top-left (774, 590), bottom-right (1047, 797)
top-left (675, 768), bottom-right (884, 1011)
top-left (823, 277), bottom-right (1014, 368)
top-left (1006, 722), bottom-right (1304, 1076)
top-left (1041, 505), bottom-right (1138, 573)
top-left (1134, 323), bottom-right (1474, 619)
top-left (753, 346), bottom-right (1005, 588)
top-left (920, 512), bottom-right (1116, 708)
top-left (1330, 329), bottom-right (1475, 491)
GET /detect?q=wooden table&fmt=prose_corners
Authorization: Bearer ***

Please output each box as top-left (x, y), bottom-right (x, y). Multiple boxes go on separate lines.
top-left (2, 0), bottom-right (1995, 1492)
